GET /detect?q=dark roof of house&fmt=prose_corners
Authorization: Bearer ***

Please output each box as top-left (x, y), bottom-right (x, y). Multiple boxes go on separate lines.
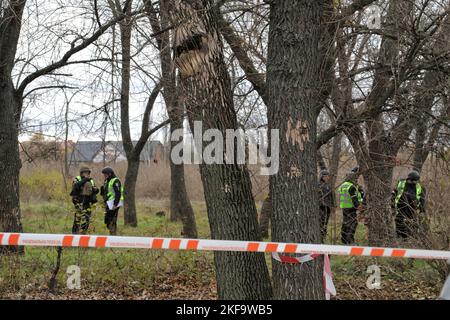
top-left (70, 140), bottom-right (164, 163)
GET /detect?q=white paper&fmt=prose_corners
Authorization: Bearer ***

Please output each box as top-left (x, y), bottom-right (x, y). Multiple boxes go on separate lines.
top-left (106, 200), bottom-right (123, 210)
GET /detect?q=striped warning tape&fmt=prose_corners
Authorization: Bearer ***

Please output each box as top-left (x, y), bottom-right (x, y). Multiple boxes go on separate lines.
top-left (1, 232), bottom-right (449, 260)
top-left (272, 252), bottom-right (336, 300)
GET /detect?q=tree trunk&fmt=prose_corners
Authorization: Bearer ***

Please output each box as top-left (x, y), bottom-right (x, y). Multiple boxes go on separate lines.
top-left (169, 107), bottom-right (197, 237)
top-left (364, 165), bottom-right (395, 245)
top-left (124, 157), bottom-right (139, 227)
top-left (0, 1), bottom-right (26, 253)
top-left (0, 83), bottom-right (23, 237)
top-left (173, 0), bottom-right (272, 299)
top-left (259, 195), bottom-right (271, 239)
top-left (413, 119), bottom-right (427, 173)
top-left (329, 133), bottom-right (341, 193)
top-left (266, 0), bottom-right (325, 299)
top-left (153, 0), bottom-right (197, 235)
top-left (114, 0), bottom-right (139, 227)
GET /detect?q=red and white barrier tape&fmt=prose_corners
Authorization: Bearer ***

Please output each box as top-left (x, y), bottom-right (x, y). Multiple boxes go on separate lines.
top-left (272, 253), bottom-right (336, 300)
top-left (1, 232), bottom-right (449, 260)
top-left (3, 232), bottom-right (448, 300)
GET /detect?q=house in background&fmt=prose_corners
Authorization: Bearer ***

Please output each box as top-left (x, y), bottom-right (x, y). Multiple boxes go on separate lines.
top-left (70, 140), bottom-right (165, 165)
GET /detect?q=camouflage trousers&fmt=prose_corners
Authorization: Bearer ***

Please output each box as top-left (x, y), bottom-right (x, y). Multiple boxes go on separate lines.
top-left (72, 203), bottom-right (92, 234)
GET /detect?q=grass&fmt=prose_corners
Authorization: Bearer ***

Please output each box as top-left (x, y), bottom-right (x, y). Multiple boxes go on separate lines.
top-left (0, 199), bottom-right (445, 299)
top-left (1, 199), bottom-right (216, 298)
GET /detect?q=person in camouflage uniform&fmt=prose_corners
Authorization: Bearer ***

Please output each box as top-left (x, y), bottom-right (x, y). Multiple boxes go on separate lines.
top-left (70, 167), bottom-right (99, 234)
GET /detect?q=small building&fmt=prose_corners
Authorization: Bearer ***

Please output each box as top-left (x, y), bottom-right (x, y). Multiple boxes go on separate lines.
top-left (70, 140), bottom-right (165, 164)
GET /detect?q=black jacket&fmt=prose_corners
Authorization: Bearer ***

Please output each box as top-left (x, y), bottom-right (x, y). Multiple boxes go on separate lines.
top-left (318, 180), bottom-right (335, 208)
top-left (392, 181), bottom-right (426, 212)
top-left (347, 184), bottom-right (361, 209)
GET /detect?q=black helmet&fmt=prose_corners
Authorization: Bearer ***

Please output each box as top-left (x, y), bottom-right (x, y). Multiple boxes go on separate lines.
top-left (319, 169), bottom-right (330, 179)
top-left (101, 167), bottom-right (115, 175)
top-left (351, 166), bottom-right (360, 174)
top-left (79, 166), bottom-right (91, 174)
top-left (408, 170), bottom-right (420, 181)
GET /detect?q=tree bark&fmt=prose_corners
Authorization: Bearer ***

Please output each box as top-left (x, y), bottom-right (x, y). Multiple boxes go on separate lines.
top-left (259, 195), bottom-right (271, 239)
top-left (146, 0), bottom-right (198, 237)
top-left (173, 0), bottom-right (272, 299)
top-left (0, 1), bottom-right (26, 253)
top-left (266, 0), bottom-right (325, 299)
top-left (329, 133), bottom-right (341, 192)
top-left (124, 156), bottom-right (139, 227)
top-left (114, 0), bottom-right (139, 227)
top-left (169, 106), bottom-right (197, 237)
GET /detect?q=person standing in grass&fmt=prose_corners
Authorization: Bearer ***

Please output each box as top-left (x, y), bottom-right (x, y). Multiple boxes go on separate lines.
top-left (339, 170), bottom-right (364, 244)
top-left (392, 170), bottom-right (427, 240)
top-left (318, 170), bottom-right (335, 242)
top-left (70, 167), bottom-right (99, 234)
top-left (101, 167), bottom-right (124, 235)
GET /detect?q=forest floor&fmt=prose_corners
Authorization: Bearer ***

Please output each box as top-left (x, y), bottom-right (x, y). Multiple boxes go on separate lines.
top-left (0, 199), bottom-right (446, 300)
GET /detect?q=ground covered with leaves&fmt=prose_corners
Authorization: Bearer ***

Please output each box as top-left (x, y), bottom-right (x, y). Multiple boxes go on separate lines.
top-left (0, 200), bottom-right (446, 300)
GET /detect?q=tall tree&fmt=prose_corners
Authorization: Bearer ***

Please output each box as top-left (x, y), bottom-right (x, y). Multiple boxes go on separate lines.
top-left (342, 1), bottom-right (450, 245)
top-left (266, 0), bottom-right (326, 299)
top-left (146, 0), bottom-right (197, 237)
top-left (0, 0), bottom-right (138, 241)
top-left (0, 1), bottom-right (27, 247)
top-left (108, 0), bottom-right (171, 227)
top-left (172, 0), bottom-right (272, 299)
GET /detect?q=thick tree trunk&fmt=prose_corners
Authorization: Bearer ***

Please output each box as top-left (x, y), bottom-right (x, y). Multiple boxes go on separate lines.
top-left (266, 0), bottom-right (325, 299)
top-left (173, 0), bottom-right (272, 299)
top-left (0, 84), bottom-right (23, 237)
top-left (364, 165), bottom-right (395, 245)
top-left (124, 157), bottom-right (139, 227)
top-left (146, 0), bottom-right (197, 237)
top-left (0, 1), bottom-right (26, 253)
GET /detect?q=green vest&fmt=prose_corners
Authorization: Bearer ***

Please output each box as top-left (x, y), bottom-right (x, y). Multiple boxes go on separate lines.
top-left (395, 180), bottom-right (422, 208)
top-left (339, 181), bottom-right (362, 209)
top-left (74, 176), bottom-right (95, 187)
top-left (106, 177), bottom-right (124, 201)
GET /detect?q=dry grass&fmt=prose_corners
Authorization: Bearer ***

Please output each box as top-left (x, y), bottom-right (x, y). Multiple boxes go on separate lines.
top-left (20, 160), bottom-right (271, 202)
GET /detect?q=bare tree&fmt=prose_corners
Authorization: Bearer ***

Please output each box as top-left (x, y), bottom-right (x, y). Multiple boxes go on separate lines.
top-left (172, 0), bottom-right (272, 299)
top-left (146, 0), bottom-right (197, 237)
top-left (0, 1), bottom-right (27, 249)
top-left (266, 0), bottom-right (326, 299)
top-left (0, 0), bottom-right (141, 240)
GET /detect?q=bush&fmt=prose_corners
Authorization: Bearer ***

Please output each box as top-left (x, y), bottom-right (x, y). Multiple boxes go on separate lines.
top-left (20, 169), bottom-right (69, 202)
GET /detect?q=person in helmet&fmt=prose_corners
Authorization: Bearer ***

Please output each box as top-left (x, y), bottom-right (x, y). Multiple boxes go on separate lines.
top-left (69, 167), bottom-right (99, 234)
top-left (351, 166), bottom-right (360, 174)
top-left (318, 170), bottom-right (335, 242)
top-left (101, 167), bottom-right (124, 235)
top-left (339, 171), bottom-right (364, 244)
top-left (391, 170), bottom-right (426, 239)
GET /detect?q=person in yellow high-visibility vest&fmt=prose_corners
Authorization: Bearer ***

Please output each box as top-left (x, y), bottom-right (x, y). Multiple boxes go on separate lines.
top-left (339, 170), bottom-right (363, 244)
top-left (391, 170), bottom-right (426, 239)
top-left (101, 167), bottom-right (124, 235)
